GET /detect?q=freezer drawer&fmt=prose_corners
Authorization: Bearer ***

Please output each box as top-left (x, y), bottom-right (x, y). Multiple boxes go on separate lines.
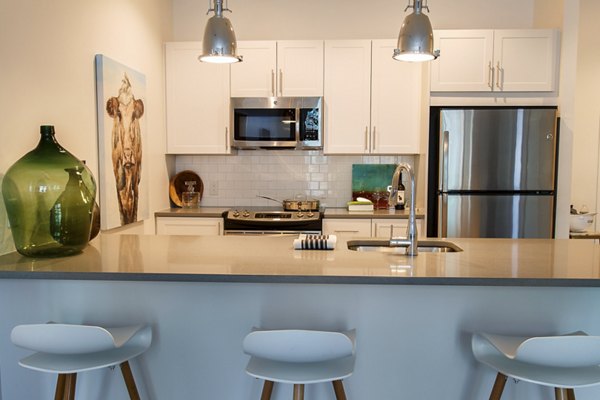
top-left (438, 194), bottom-right (554, 238)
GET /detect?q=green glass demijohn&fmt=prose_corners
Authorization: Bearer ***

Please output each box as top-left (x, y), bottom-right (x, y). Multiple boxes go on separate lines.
top-left (2, 125), bottom-right (97, 257)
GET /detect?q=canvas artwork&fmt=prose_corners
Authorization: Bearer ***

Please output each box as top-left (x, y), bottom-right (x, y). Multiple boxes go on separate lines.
top-left (351, 164), bottom-right (397, 209)
top-left (94, 55), bottom-right (149, 230)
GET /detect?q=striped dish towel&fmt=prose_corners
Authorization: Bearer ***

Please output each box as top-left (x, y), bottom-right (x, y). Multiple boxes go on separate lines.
top-left (293, 234), bottom-right (337, 250)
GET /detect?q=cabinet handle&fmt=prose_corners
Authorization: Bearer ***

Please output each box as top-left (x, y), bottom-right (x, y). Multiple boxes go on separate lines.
top-left (271, 69), bottom-right (275, 96)
top-left (496, 61), bottom-right (501, 90)
top-left (335, 230), bottom-right (360, 233)
top-left (225, 127), bottom-right (229, 151)
top-left (372, 126), bottom-right (376, 151)
top-left (364, 126), bottom-right (369, 151)
top-left (279, 69), bottom-right (283, 96)
top-left (488, 61), bottom-right (493, 89)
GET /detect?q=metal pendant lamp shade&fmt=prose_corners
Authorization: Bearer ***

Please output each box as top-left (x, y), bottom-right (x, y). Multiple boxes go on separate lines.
top-left (199, 0), bottom-right (242, 64)
top-left (393, 0), bottom-right (438, 62)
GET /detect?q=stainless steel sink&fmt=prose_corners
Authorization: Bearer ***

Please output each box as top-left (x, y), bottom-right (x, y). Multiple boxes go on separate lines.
top-left (347, 239), bottom-right (463, 253)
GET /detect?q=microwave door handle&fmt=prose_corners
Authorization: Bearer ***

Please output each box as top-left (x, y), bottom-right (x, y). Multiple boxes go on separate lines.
top-left (295, 108), bottom-right (300, 142)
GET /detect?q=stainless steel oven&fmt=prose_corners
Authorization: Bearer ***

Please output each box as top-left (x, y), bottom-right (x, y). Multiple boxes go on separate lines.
top-left (222, 208), bottom-right (322, 236)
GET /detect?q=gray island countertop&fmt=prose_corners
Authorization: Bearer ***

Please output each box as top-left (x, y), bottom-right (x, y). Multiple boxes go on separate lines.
top-left (0, 234), bottom-right (598, 286)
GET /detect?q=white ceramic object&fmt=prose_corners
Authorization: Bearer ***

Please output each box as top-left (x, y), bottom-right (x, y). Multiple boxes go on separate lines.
top-left (11, 323), bottom-right (152, 373)
top-left (570, 213), bottom-right (596, 232)
top-left (243, 328), bottom-right (356, 384)
top-left (472, 331), bottom-right (600, 389)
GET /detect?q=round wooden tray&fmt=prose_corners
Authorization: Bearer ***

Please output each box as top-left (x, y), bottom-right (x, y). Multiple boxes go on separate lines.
top-left (169, 170), bottom-right (203, 207)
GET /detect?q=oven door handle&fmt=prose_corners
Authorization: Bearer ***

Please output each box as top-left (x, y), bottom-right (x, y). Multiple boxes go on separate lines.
top-left (223, 231), bottom-right (316, 236)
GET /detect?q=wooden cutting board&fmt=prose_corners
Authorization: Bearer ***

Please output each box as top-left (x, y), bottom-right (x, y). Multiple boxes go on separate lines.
top-left (169, 170), bottom-right (203, 207)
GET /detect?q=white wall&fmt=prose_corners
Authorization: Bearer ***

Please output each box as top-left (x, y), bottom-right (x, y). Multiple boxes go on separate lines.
top-left (173, 0), bottom-right (536, 41)
top-left (0, 0), bottom-right (174, 254)
top-left (570, 0), bottom-right (600, 220)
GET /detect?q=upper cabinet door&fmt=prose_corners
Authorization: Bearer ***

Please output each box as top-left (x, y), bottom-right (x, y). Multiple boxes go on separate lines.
top-left (430, 29), bottom-right (560, 93)
top-left (371, 39), bottom-right (423, 154)
top-left (493, 29), bottom-right (559, 92)
top-left (324, 40), bottom-right (372, 154)
top-left (230, 41), bottom-right (277, 97)
top-left (230, 40), bottom-right (323, 97)
top-left (277, 41), bottom-right (324, 97)
top-left (165, 42), bottom-right (230, 154)
top-left (430, 30), bottom-right (494, 92)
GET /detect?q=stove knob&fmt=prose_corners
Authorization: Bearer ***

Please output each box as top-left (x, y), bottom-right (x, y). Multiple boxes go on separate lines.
top-left (307, 211), bottom-right (314, 218)
top-left (297, 212), bottom-right (304, 218)
top-left (232, 210), bottom-right (240, 218)
top-left (242, 210), bottom-right (250, 218)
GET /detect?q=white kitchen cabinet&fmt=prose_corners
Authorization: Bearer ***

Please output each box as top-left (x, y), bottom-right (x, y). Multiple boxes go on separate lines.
top-left (156, 217), bottom-right (223, 236)
top-left (324, 40), bottom-right (423, 154)
top-left (370, 40), bottom-right (423, 154)
top-left (165, 42), bottom-right (231, 154)
top-left (371, 218), bottom-right (425, 239)
top-left (323, 219), bottom-right (371, 238)
top-left (230, 40), bottom-right (323, 97)
top-left (324, 218), bottom-right (424, 239)
top-left (430, 29), bottom-right (559, 92)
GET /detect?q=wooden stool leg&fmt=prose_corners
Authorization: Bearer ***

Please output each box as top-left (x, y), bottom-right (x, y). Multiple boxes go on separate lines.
top-left (120, 361), bottom-right (141, 400)
top-left (489, 372), bottom-right (508, 400)
top-left (293, 384), bottom-right (304, 400)
top-left (54, 374), bottom-right (66, 400)
top-left (64, 373), bottom-right (77, 400)
top-left (332, 380), bottom-right (347, 400)
top-left (567, 388), bottom-right (576, 400)
top-left (260, 380), bottom-right (274, 400)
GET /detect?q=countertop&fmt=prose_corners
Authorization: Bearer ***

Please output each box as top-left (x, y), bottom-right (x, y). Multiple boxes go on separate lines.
top-left (154, 207), bottom-right (425, 219)
top-left (0, 234), bottom-right (599, 286)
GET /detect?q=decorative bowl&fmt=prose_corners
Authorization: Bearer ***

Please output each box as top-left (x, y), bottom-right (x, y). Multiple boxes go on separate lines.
top-left (570, 213), bottom-right (596, 232)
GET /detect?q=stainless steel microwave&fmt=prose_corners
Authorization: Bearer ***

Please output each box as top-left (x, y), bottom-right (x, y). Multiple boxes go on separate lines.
top-left (231, 97), bottom-right (322, 149)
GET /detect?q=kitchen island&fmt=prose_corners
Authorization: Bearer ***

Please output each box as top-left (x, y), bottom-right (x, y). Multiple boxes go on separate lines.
top-left (0, 235), bottom-right (600, 399)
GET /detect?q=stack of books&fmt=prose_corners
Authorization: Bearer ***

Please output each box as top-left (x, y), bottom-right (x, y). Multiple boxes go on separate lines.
top-left (347, 200), bottom-right (374, 212)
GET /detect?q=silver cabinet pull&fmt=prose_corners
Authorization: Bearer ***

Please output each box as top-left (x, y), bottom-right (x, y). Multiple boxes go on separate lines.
top-left (271, 69), bottom-right (275, 96)
top-left (279, 69), bottom-right (283, 96)
top-left (364, 126), bottom-right (369, 152)
top-left (372, 126), bottom-right (376, 151)
top-left (488, 61), bottom-right (493, 89)
top-left (496, 61), bottom-right (501, 90)
top-left (225, 127), bottom-right (229, 151)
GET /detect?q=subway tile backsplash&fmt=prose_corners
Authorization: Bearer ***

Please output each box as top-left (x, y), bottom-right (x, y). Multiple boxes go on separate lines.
top-left (175, 150), bottom-right (415, 208)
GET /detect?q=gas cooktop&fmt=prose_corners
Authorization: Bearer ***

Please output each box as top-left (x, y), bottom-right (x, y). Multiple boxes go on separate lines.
top-left (223, 207), bottom-right (321, 222)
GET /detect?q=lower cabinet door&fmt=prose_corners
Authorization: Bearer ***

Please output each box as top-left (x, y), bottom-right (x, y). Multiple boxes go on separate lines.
top-left (372, 219), bottom-right (425, 238)
top-left (323, 219), bottom-right (372, 238)
top-left (156, 217), bottom-right (223, 236)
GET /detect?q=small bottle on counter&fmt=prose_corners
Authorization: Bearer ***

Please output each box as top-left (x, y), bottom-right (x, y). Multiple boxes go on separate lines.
top-left (395, 172), bottom-right (405, 210)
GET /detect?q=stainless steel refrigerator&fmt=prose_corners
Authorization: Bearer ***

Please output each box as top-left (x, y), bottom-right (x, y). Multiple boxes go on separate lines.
top-left (429, 107), bottom-right (558, 238)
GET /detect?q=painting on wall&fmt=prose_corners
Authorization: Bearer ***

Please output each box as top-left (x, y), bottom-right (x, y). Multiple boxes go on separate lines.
top-left (94, 54), bottom-right (149, 230)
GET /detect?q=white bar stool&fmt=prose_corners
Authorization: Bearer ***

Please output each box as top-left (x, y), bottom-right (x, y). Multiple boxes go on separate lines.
top-left (11, 323), bottom-right (152, 400)
top-left (243, 328), bottom-right (356, 400)
top-left (472, 331), bottom-right (600, 400)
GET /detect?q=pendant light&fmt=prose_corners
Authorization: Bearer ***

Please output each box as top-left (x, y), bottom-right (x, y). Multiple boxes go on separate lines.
top-left (393, 0), bottom-right (439, 62)
top-left (199, 0), bottom-right (242, 64)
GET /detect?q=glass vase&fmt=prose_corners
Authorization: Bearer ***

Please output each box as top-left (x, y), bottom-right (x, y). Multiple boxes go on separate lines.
top-left (2, 125), bottom-right (97, 257)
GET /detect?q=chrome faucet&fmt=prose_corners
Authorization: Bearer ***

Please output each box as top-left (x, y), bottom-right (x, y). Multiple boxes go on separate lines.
top-left (388, 163), bottom-right (418, 256)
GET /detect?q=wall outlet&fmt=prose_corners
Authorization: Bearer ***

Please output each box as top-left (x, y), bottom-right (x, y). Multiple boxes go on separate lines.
top-left (208, 181), bottom-right (218, 196)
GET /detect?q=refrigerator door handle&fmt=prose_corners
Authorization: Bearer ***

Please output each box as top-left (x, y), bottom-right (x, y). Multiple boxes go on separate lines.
top-left (439, 130), bottom-right (449, 192)
top-left (437, 194), bottom-right (448, 237)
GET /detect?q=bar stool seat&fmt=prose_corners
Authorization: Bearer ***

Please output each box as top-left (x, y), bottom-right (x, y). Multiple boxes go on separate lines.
top-left (472, 331), bottom-right (600, 400)
top-left (11, 323), bottom-right (152, 400)
top-left (243, 328), bottom-right (356, 400)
